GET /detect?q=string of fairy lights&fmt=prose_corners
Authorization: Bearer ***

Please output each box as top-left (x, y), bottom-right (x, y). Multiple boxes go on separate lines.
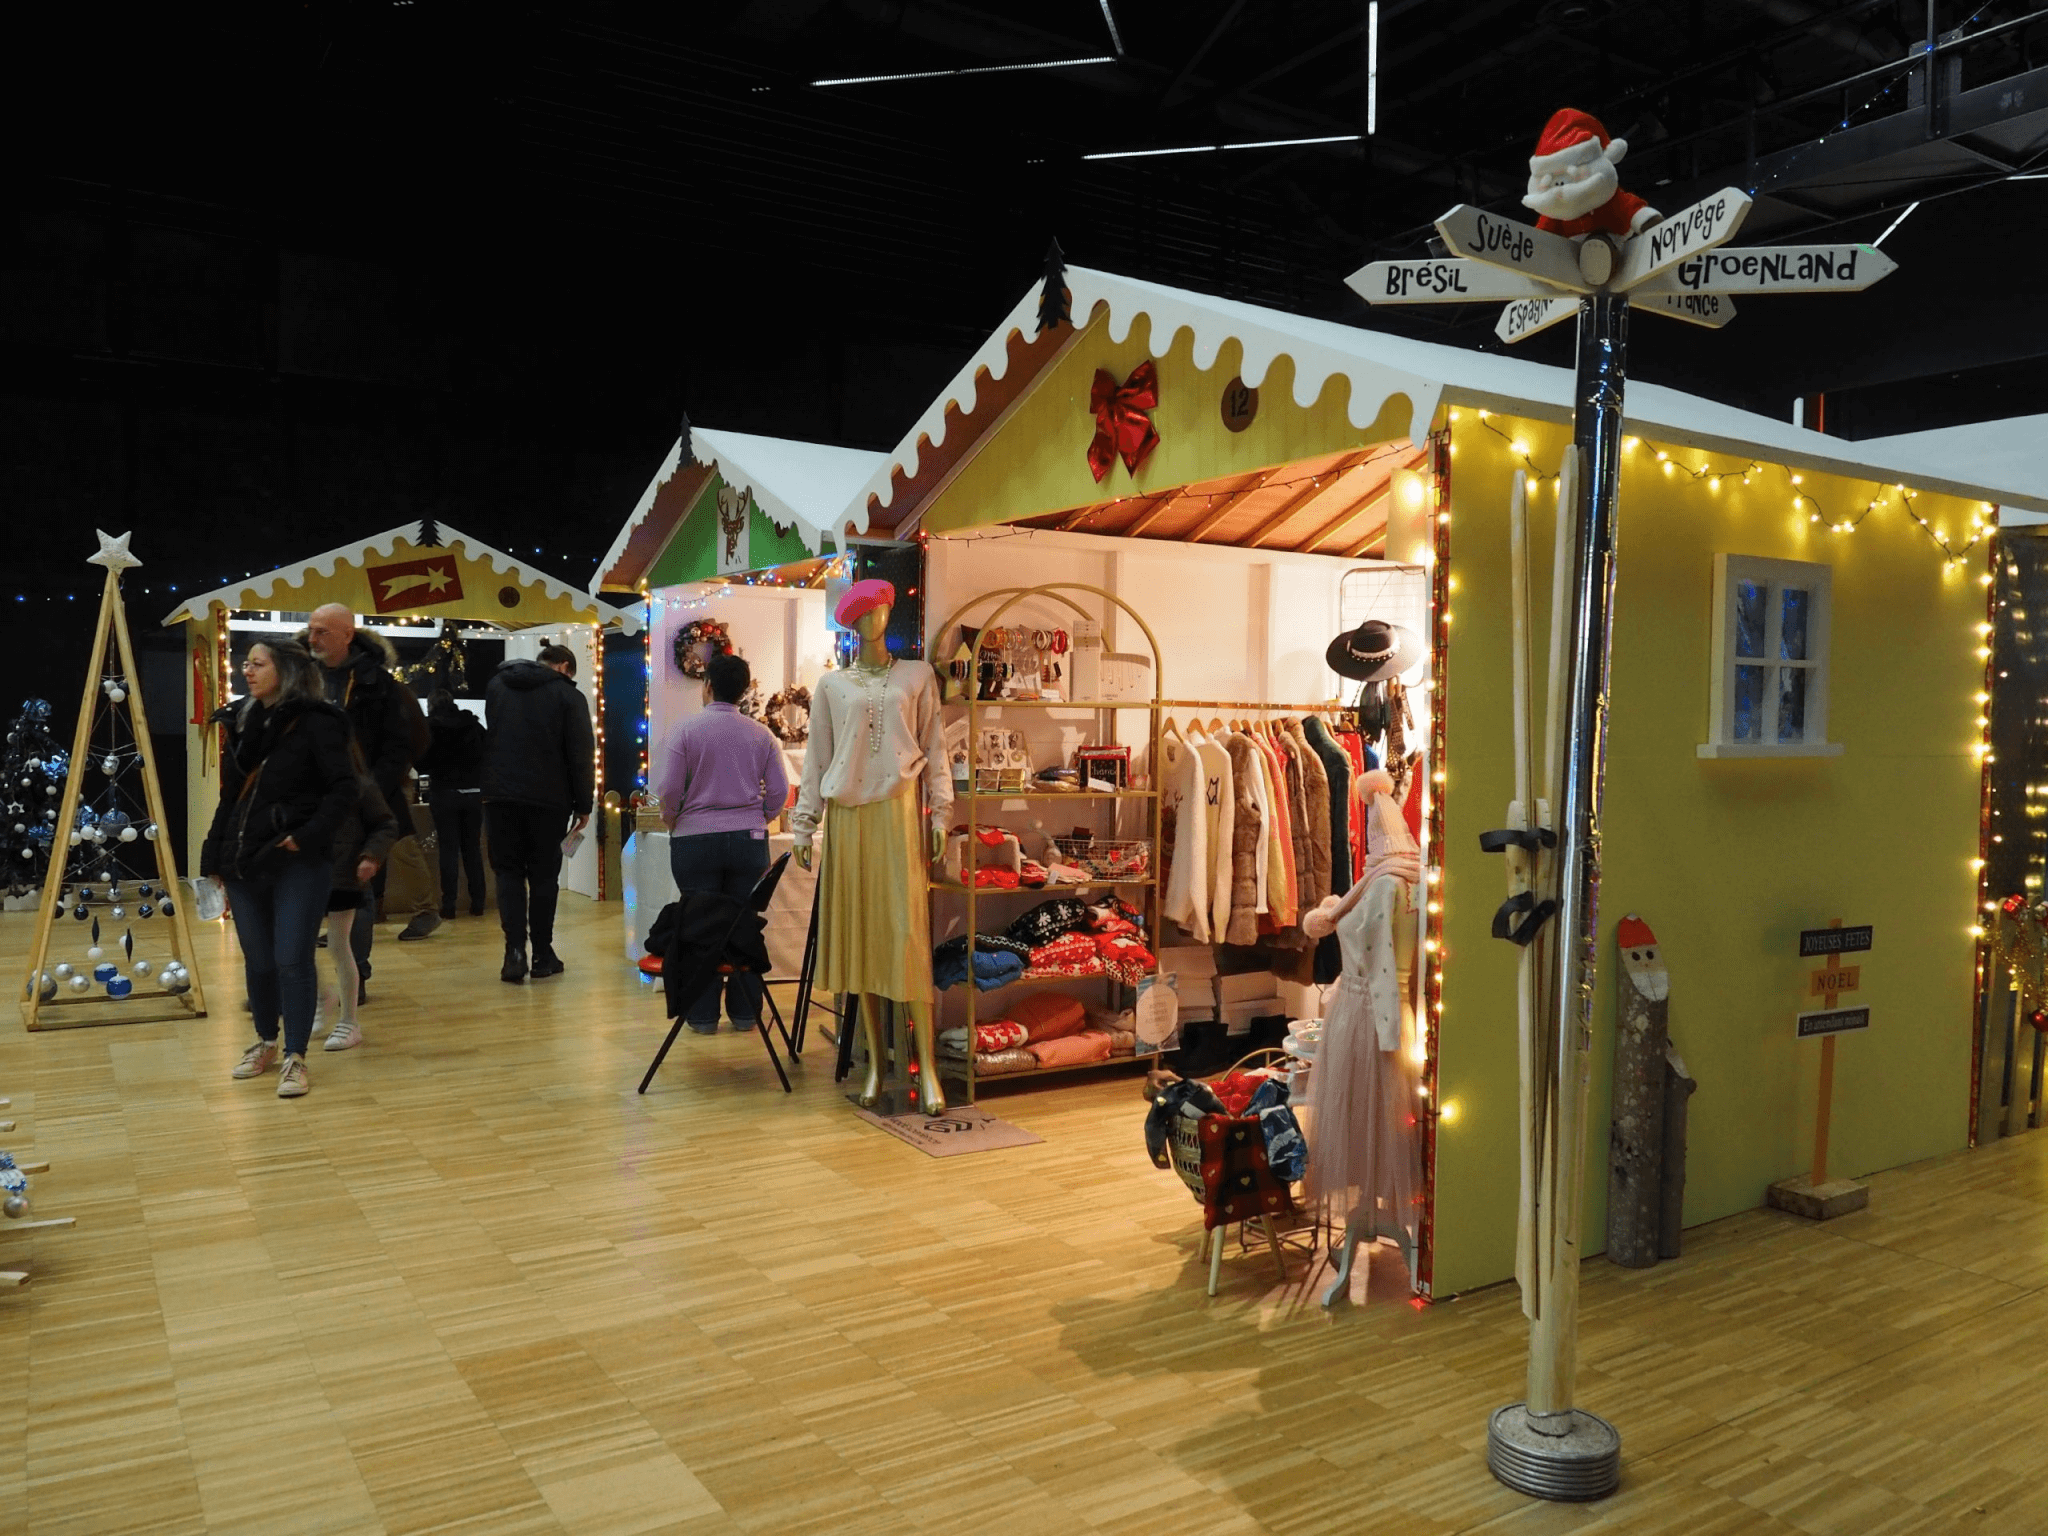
top-left (1463, 408), bottom-right (1999, 569)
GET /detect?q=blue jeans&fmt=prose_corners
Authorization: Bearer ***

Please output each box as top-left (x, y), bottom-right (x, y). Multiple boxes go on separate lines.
top-left (669, 828), bottom-right (770, 1030)
top-left (226, 857), bottom-right (331, 1058)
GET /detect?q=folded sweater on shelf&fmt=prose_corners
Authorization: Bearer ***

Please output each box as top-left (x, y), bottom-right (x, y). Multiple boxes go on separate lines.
top-left (938, 1020), bottom-right (1029, 1054)
top-left (1028, 1029), bottom-right (1113, 1068)
top-left (933, 948), bottom-right (1028, 992)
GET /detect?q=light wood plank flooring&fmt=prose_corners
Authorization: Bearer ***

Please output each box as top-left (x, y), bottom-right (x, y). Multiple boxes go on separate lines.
top-left (0, 899), bottom-right (2041, 1534)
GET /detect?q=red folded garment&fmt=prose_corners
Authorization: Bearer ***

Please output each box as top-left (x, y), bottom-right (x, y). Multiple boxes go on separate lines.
top-left (1028, 1029), bottom-right (1113, 1068)
top-left (1095, 934), bottom-right (1156, 985)
top-left (1009, 992), bottom-right (1088, 1043)
top-left (974, 867), bottom-right (1020, 889)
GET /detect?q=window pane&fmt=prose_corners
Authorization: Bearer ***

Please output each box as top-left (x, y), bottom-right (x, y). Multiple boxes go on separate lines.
top-left (1735, 665), bottom-right (1765, 741)
top-left (1736, 580), bottom-right (1766, 658)
top-left (1777, 667), bottom-right (1808, 741)
top-left (1780, 587), bottom-right (1810, 660)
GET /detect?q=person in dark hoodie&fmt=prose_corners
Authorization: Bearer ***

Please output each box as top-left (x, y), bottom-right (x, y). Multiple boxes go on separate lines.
top-left (483, 643), bottom-right (594, 983)
top-left (305, 605), bottom-right (438, 990)
top-left (417, 689), bottom-right (488, 921)
top-left (202, 638), bottom-right (358, 1099)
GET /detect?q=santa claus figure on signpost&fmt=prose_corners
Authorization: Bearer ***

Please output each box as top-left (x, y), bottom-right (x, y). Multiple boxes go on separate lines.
top-left (1522, 108), bottom-right (1662, 239)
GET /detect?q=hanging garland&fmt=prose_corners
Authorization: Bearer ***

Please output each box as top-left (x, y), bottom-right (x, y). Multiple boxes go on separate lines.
top-left (672, 618), bottom-right (734, 678)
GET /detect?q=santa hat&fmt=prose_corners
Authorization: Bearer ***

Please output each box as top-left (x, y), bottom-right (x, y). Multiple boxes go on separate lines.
top-left (1529, 108), bottom-right (1627, 173)
top-left (1616, 913), bottom-right (1657, 951)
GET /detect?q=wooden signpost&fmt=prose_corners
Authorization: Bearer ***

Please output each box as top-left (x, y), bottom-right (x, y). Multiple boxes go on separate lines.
top-left (1356, 159), bottom-right (1897, 1504)
top-left (1768, 920), bottom-right (1872, 1220)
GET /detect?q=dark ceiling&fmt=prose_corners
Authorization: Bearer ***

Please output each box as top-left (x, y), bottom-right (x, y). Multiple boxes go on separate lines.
top-left (4, 0), bottom-right (2047, 664)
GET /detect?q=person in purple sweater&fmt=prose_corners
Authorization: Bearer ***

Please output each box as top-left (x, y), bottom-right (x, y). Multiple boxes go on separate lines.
top-left (653, 653), bottom-right (791, 1034)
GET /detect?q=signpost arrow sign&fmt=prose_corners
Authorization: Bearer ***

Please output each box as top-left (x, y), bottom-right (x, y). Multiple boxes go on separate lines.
top-left (1635, 291), bottom-right (1737, 329)
top-left (1348, 258), bottom-right (1562, 305)
top-left (1435, 205), bottom-right (1590, 294)
top-left (1632, 243), bottom-right (1896, 296)
top-left (1612, 187), bottom-right (1753, 292)
top-left (1496, 295), bottom-right (1578, 345)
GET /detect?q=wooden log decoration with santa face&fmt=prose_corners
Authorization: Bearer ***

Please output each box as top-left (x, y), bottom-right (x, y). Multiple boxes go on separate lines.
top-left (1606, 915), bottom-right (1669, 1269)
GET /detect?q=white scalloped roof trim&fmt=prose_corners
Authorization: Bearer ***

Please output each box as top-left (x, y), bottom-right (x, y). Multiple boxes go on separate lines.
top-left (688, 427), bottom-right (887, 558)
top-left (593, 438), bottom-right (686, 594)
top-left (844, 264), bottom-right (1446, 528)
top-left (162, 524), bottom-right (641, 634)
top-left (836, 262), bottom-right (2047, 529)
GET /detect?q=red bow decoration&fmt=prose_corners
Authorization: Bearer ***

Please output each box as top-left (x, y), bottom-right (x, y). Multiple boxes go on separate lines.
top-left (1087, 360), bottom-right (1161, 482)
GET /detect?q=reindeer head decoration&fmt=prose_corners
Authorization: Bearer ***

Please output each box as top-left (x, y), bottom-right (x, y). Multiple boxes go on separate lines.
top-left (715, 482), bottom-right (750, 565)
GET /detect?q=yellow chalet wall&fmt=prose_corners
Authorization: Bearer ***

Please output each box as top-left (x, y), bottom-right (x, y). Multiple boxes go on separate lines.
top-left (921, 311), bottom-right (1415, 533)
top-left (1431, 411), bottom-right (1988, 1296)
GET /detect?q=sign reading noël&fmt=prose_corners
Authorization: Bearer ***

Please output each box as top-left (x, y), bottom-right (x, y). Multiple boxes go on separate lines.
top-left (1796, 1006), bottom-right (1870, 1038)
top-left (1799, 925), bottom-right (1872, 957)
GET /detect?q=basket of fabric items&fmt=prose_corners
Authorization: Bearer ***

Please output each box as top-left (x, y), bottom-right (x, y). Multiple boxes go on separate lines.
top-left (1143, 1048), bottom-right (1309, 1295)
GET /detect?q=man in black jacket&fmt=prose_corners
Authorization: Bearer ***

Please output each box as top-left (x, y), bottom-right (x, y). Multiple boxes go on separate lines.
top-left (306, 606), bottom-right (438, 993)
top-left (483, 643), bottom-right (595, 983)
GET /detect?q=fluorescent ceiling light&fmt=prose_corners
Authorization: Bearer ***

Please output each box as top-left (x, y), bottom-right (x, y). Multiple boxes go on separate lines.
top-left (1084, 133), bottom-right (1363, 161)
top-left (813, 55), bottom-right (1116, 87)
top-left (1873, 200), bottom-right (1920, 247)
top-left (1367, 2), bottom-right (1379, 136)
top-left (1097, 0), bottom-right (1125, 55)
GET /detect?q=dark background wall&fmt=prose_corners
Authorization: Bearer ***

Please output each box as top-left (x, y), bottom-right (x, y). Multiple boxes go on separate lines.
top-left (4, 1), bottom-right (2045, 802)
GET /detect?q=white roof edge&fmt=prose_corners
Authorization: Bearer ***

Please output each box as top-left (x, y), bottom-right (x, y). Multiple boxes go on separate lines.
top-left (593, 439), bottom-right (686, 594)
top-left (686, 427), bottom-right (888, 559)
top-left (831, 263), bottom-right (2048, 534)
top-left (162, 524), bottom-right (642, 635)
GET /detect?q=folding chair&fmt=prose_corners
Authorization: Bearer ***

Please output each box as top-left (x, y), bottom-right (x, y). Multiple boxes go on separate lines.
top-left (638, 852), bottom-right (799, 1095)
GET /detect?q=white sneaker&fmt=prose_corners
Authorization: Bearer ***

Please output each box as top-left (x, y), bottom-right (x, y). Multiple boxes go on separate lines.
top-left (323, 1021), bottom-right (361, 1052)
top-left (277, 1054), bottom-right (309, 1098)
top-left (232, 1040), bottom-right (278, 1079)
top-left (311, 996), bottom-right (332, 1038)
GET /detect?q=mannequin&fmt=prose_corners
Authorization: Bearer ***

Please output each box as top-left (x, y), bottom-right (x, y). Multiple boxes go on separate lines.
top-left (793, 580), bottom-right (951, 1113)
top-left (1300, 779), bottom-right (1424, 1306)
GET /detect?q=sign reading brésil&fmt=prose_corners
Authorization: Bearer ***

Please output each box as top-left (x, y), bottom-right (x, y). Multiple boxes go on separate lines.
top-left (1347, 258), bottom-right (1558, 304)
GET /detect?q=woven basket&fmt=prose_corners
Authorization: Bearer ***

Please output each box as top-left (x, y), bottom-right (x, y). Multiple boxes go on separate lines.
top-left (1160, 1047), bottom-right (1293, 1204)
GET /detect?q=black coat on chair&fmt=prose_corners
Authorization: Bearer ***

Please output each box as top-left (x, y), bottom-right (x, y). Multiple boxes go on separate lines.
top-left (645, 892), bottom-right (772, 1023)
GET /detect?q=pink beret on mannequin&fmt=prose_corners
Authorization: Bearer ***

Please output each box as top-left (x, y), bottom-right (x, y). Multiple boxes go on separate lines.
top-left (835, 578), bottom-right (895, 627)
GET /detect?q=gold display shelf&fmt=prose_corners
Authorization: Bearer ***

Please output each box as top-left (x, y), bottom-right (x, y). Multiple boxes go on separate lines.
top-left (928, 878), bottom-right (1156, 893)
top-left (959, 789), bottom-right (1158, 801)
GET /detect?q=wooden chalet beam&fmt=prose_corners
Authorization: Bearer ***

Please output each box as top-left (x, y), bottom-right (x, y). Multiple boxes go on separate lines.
top-left (1244, 450), bottom-right (1377, 548)
top-left (1299, 485), bottom-right (1393, 554)
top-left (1185, 466), bottom-right (1285, 544)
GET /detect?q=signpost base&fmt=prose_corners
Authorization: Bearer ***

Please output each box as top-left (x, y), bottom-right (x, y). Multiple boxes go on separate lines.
top-left (1766, 1173), bottom-right (1869, 1221)
top-left (1486, 1405), bottom-right (1621, 1502)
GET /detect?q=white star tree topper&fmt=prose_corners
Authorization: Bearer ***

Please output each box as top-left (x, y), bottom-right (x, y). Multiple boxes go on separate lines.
top-left (88, 529), bottom-right (141, 572)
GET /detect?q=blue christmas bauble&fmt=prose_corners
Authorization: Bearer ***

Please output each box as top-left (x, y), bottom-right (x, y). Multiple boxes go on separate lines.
top-left (106, 978), bottom-right (132, 998)
top-left (92, 963), bottom-right (117, 983)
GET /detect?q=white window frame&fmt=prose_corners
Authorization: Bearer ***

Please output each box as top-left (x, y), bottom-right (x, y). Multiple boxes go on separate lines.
top-left (1698, 553), bottom-right (1843, 759)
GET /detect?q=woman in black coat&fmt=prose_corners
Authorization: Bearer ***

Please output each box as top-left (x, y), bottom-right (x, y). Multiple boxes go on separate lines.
top-left (201, 638), bottom-right (358, 1098)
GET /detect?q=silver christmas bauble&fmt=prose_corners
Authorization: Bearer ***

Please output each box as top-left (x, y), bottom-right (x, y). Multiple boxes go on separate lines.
top-left (3, 1195), bottom-right (27, 1219)
top-left (53, 963), bottom-right (71, 979)
top-left (35, 973), bottom-right (55, 1001)
top-left (162, 970), bottom-right (191, 995)
top-left (119, 827), bottom-right (137, 842)
top-left (86, 945), bottom-right (103, 961)
top-left (101, 756), bottom-right (118, 775)
top-left (133, 959), bottom-right (152, 978)
top-left (68, 974), bottom-right (89, 993)
top-left (110, 688), bottom-right (127, 704)
top-left (110, 905), bottom-right (125, 920)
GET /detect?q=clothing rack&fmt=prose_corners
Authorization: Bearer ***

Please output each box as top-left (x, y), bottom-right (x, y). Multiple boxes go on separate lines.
top-left (1159, 698), bottom-right (1351, 714)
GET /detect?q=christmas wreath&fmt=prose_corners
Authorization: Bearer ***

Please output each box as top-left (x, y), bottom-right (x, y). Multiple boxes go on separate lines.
top-left (765, 685), bottom-right (811, 745)
top-left (672, 618), bottom-right (734, 678)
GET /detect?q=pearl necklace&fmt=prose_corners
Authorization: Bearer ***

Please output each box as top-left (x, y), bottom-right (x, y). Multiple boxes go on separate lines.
top-left (851, 661), bottom-right (892, 754)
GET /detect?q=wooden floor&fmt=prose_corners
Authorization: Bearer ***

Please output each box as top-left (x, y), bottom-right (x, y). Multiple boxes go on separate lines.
top-left (1, 900), bottom-right (2044, 1534)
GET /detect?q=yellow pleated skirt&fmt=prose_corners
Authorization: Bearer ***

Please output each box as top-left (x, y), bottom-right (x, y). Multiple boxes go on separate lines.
top-left (817, 786), bottom-right (933, 1004)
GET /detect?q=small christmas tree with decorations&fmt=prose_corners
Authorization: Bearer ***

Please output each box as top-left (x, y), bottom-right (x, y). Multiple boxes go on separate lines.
top-left (21, 531), bottom-right (207, 1030)
top-left (0, 700), bottom-right (66, 906)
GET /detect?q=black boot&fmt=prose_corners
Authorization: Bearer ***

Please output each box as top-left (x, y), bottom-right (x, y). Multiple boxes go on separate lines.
top-left (529, 948), bottom-right (564, 980)
top-left (501, 945), bottom-right (528, 984)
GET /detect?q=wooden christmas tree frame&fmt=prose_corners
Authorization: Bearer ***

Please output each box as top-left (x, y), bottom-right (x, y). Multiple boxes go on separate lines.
top-left (21, 532), bottom-right (209, 1030)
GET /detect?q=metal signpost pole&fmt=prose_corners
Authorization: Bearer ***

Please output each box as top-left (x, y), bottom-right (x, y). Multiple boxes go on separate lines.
top-left (1484, 290), bottom-right (1628, 1500)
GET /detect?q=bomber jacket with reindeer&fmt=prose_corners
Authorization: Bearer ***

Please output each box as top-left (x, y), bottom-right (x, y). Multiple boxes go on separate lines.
top-left (200, 698), bottom-right (359, 881)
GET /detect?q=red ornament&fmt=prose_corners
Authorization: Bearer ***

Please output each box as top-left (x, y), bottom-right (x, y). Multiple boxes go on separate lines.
top-left (2002, 893), bottom-right (2027, 915)
top-left (2030, 1008), bottom-right (2048, 1033)
top-left (1087, 360), bottom-right (1161, 483)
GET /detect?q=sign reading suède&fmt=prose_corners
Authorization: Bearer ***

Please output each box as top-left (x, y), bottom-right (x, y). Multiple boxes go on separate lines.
top-left (1434, 205), bottom-right (1590, 293)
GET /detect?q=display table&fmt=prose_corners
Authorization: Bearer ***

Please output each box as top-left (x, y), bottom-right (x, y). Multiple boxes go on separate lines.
top-left (623, 826), bottom-right (822, 983)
